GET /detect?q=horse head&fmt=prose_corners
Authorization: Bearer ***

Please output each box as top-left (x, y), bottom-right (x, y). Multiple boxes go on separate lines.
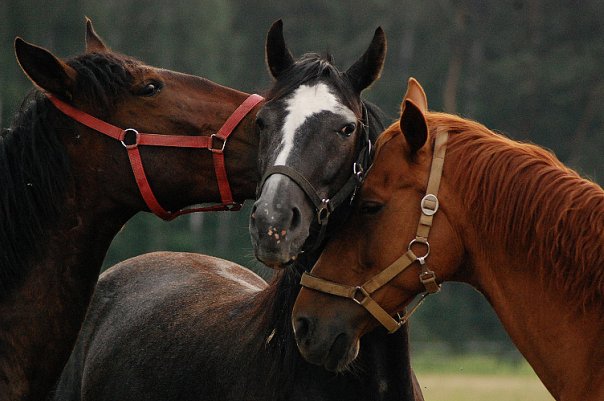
top-left (291, 78), bottom-right (465, 371)
top-left (250, 20), bottom-right (386, 267)
top-left (13, 19), bottom-right (261, 221)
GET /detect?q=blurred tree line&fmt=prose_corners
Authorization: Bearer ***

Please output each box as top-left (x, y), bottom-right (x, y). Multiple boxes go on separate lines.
top-left (2, 0), bottom-right (603, 355)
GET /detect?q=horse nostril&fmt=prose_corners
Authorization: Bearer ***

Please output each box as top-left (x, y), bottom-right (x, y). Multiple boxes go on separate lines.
top-left (250, 203), bottom-right (258, 220)
top-left (290, 206), bottom-right (301, 230)
top-left (293, 316), bottom-right (312, 342)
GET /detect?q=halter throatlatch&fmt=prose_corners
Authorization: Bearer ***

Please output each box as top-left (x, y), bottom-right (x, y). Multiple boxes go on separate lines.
top-left (300, 130), bottom-right (449, 333)
top-left (256, 104), bottom-right (373, 250)
top-left (47, 93), bottom-right (263, 220)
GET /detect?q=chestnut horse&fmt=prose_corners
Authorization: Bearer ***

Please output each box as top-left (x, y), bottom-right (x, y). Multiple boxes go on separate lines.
top-left (292, 78), bottom-right (604, 400)
top-left (0, 20), bottom-right (261, 401)
top-left (52, 21), bottom-right (422, 401)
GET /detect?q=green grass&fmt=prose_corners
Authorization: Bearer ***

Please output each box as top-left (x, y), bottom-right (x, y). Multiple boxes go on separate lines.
top-left (413, 352), bottom-right (537, 376)
top-left (412, 353), bottom-right (555, 401)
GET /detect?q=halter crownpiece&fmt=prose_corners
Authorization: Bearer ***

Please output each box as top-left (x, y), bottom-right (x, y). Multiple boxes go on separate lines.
top-left (47, 93), bottom-right (263, 220)
top-left (300, 129), bottom-right (449, 333)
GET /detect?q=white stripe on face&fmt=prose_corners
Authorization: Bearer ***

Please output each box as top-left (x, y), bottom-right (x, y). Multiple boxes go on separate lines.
top-left (262, 83), bottom-right (356, 197)
top-left (275, 82), bottom-right (356, 165)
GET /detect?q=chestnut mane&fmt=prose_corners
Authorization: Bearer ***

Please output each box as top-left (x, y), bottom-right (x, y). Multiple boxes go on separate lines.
top-left (380, 112), bottom-right (604, 308)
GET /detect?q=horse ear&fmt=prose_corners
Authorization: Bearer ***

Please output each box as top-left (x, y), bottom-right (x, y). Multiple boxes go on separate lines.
top-left (344, 27), bottom-right (386, 93)
top-left (403, 77), bottom-right (428, 114)
top-left (400, 99), bottom-right (428, 154)
top-left (266, 19), bottom-right (294, 79)
top-left (15, 37), bottom-right (77, 100)
top-left (85, 17), bottom-right (109, 53)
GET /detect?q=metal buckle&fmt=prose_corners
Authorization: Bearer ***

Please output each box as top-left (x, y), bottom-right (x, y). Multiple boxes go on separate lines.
top-left (352, 286), bottom-right (370, 305)
top-left (224, 202), bottom-right (242, 211)
top-left (317, 198), bottom-right (331, 225)
top-left (353, 162), bottom-right (365, 184)
top-left (210, 134), bottom-right (227, 154)
top-left (419, 270), bottom-right (441, 293)
top-left (420, 194), bottom-right (439, 216)
top-left (120, 128), bottom-right (140, 149)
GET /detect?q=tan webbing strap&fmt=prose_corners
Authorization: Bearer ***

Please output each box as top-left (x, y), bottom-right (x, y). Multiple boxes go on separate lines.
top-left (299, 131), bottom-right (450, 333)
top-left (300, 273), bottom-right (356, 298)
top-left (361, 250), bottom-right (417, 294)
top-left (357, 294), bottom-right (402, 333)
top-left (416, 131), bottom-right (448, 239)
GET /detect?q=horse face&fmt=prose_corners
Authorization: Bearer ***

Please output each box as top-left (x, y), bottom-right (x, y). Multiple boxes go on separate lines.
top-left (291, 88), bottom-right (465, 371)
top-left (251, 80), bottom-right (360, 266)
top-left (250, 20), bottom-right (386, 267)
top-left (15, 20), bottom-right (258, 214)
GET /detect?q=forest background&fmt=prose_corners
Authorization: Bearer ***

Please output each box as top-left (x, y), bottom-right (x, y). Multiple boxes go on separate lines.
top-left (2, 0), bottom-right (602, 362)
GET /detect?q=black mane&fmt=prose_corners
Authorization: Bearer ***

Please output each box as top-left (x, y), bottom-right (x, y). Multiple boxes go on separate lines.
top-left (0, 52), bottom-right (135, 297)
top-left (266, 53), bottom-right (362, 116)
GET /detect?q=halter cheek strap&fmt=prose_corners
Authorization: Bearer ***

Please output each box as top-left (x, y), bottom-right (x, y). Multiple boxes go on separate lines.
top-left (47, 93), bottom-right (263, 220)
top-left (256, 104), bottom-right (373, 250)
top-left (300, 130), bottom-right (449, 333)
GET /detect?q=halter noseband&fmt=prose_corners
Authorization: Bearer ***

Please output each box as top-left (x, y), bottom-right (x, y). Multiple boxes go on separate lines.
top-left (300, 130), bottom-right (449, 333)
top-left (47, 93), bottom-right (263, 220)
top-left (256, 104), bottom-right (373, 250)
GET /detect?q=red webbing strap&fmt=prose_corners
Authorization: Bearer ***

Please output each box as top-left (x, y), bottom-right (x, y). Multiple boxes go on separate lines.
top-left (210, 94), bottom-right (264, 207)
top-left (47, 93), bottom-right (264, 220)
top-left (47, 94), bottom-right (124, 140)
top-left (125, 146), bottom-right (172, 220)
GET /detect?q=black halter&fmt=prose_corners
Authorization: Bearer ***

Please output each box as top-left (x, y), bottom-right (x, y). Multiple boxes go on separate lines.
top-left (256, 103), bottom-right (373, 251)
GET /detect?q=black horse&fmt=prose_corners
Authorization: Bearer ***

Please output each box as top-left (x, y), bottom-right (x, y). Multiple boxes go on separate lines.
top-left (52, 21), bottom-right (423, 401)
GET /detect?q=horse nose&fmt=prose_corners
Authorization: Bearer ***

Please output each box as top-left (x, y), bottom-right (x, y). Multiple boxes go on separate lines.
top-left (250, 200), bottom-right (302, 234)
top-left (293, 314), bottom-right (314, 346)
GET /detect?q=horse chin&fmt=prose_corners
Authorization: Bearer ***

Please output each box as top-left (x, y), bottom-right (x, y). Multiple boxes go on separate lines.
top-left (323, 335), bottom-right (360, 372)
top-left (297, 330), bottom-right (360, 373)
top-left (250, 228), bottom-right (308, 268)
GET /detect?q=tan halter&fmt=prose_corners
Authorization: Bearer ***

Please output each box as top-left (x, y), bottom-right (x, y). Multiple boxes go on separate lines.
top-left (300, 130), bottom-right (449, 333)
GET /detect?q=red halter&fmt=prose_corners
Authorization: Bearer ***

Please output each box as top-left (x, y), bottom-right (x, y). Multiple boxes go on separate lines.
top-left (47, 93), bottom-right (263, 220)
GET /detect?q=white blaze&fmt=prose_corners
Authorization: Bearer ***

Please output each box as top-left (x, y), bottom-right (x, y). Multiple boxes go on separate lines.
top-left (263, 82), bottom-right (355, 196)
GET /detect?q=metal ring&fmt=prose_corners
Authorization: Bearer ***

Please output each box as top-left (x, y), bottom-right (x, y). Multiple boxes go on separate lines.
top-left (120, 128), bottom-right (140, 149)
top-left (408, 238), bottom-right (430, 259)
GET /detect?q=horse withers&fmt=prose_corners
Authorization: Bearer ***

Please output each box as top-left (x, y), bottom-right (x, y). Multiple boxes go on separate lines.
top-left (292, 78), bottom-right (604, 401)
top-left (0, 20), bottom-right (261, 401)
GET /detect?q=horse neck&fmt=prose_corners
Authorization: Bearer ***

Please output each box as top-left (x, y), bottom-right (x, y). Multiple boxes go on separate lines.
top-left (0, 131), bottom-right (133, 401)
top-left (444, 135), bottom-right (604, 400)
top-left (465, 247), bottom-right (603, 400)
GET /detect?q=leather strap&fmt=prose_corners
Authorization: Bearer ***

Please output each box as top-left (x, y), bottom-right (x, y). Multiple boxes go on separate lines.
top-left (256, 104), bottom-right (373, 250)
top-left (300, 130), bottom-right (449, 333)
top-left (47, 93), bottom-right (263, 220)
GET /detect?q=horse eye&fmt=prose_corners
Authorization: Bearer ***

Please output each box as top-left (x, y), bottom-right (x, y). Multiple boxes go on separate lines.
top-left (360, 201), bottom-right (384, 215)
top-left (136, 81), bottom-right (162, 97)
top-left (256, 117), bottom-right (266, 130)
top-left (338, 123), bottom-right (356, 137)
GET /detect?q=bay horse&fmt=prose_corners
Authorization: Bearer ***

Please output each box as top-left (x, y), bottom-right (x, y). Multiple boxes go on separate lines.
top-left (292, 78), bottom-right (604, 400)
top-left (52, 21), bottom-right (423, 401)
top-left (0, 20), bottom-right (261, 401)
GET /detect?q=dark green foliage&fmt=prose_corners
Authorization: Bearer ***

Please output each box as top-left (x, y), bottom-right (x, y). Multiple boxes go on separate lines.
top-left (2, 0), bottom-right (602, 352)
